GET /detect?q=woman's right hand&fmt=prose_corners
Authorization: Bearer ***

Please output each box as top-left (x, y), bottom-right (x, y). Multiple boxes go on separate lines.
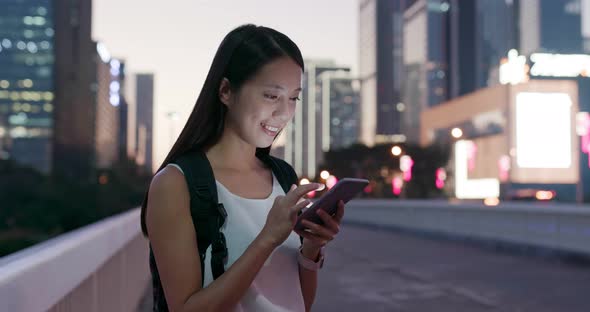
top-left (261, 183), bottom-right (325, 248)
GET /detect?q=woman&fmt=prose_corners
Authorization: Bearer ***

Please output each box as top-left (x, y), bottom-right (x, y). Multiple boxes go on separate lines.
top-left (140, 24), bottom-right (345, 312)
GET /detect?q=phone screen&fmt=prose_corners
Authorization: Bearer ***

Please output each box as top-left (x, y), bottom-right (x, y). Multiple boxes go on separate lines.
top-left (294, 178), bottom-right (369, 231)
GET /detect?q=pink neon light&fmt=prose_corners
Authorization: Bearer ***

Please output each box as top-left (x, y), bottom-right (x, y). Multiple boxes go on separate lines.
top-left (326, 176), bottom-right (338, 189)
top-left (579, 112), bottom-right (590, 168)
top-left (400, 156), bottom-right (414, 182)
top-left (466, 141), bottom-right (477, 172)
top-left (435, 168), bottom-right (446, 189)
top-left (403, 171), bottom-right (412, 182)
top-left (583, 132), bottom-right (590, 168)
top-left (498, 155), bottom-right (511, 182)
top-left (392, 177), bottom-right (403, 195)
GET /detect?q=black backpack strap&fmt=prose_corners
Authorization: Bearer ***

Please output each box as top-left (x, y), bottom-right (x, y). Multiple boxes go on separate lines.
top-left (173, 150), bottom-right (228, 287)
top-left (256, 151), bottom-right (299, 193)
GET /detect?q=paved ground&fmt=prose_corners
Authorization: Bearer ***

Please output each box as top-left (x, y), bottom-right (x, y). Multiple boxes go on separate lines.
top-left (312, 223), bottom-right (590, 312)
top-left (139, 223), bottom-right (590, 311)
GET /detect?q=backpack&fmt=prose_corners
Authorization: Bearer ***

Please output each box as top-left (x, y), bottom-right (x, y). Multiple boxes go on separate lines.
top-left (149, 148), bottom-right (301, 311)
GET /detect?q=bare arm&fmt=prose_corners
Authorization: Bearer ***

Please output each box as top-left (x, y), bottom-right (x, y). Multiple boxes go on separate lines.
top-left (298, 245), bottom-right (320, 312)
top-left (296, 200), bottom-right (345, 312)
top-left (146, 167), bottom-right (277, 312)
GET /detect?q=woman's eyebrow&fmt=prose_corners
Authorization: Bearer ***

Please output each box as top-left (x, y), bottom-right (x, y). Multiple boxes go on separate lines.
top-left (262, 84), bottom-right (302, 92)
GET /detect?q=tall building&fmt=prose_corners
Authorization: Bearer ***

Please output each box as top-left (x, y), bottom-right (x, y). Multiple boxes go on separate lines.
top-left (519, 0), bottom-right (585, 55)
top-left (116, 60), bottom-right (133, 162)
top-left (448, 0), bottom-right (518, 96)
top-left (123, 64), bottom-right (137, 161)
top-left (94, 42), bottom-right (120, 169)
top-left (316, 70), bottom-right (360, 151)
top-left (0, 0), bottom-right (95, 179)
top-left (402, 0), bottom-right (451, 143)
top-left (135, 73), bottom-right (154, 174)
top-left (0, 1), bottom-right (56, 173)
top-left (359, 0), bottom-right (406, 146)
top-left (285, 59), bottom-right (349, 178)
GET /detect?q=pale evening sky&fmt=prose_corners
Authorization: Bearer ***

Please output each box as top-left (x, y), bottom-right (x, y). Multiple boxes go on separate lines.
top-left (92, 0), bottom-right (359, 171)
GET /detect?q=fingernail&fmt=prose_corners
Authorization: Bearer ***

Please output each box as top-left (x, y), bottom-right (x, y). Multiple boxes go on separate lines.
top-left (316, 184), bottom-right (325, 191)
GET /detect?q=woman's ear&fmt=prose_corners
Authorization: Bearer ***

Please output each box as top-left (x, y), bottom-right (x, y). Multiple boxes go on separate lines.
top-left (219, 78), bottom-right (232, 108)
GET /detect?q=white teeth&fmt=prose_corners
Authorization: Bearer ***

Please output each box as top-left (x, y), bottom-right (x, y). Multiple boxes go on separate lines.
top-left (262, 124), bottom-right (279, 132)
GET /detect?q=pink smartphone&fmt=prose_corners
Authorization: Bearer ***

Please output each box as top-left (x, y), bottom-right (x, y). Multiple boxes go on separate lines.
top-left (294, 178), bottom-right (369, 232)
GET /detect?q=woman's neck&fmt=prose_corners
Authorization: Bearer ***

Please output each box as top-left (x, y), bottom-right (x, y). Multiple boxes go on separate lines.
top-left (205, 127), bottom-right (262, 172)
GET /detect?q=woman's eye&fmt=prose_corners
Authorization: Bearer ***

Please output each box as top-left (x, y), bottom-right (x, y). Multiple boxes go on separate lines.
top-left (264, 94), bottom-right (279, 100)
top-left (290, 97), bottom-right (301, 102)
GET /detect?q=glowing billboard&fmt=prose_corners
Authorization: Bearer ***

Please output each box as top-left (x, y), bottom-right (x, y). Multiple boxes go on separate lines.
top-left (515, 92), bottom-right (572, 169)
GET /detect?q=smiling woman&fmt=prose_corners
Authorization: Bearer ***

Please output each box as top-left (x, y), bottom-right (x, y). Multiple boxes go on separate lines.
top-left (140, 24), bottom-right (344, 312)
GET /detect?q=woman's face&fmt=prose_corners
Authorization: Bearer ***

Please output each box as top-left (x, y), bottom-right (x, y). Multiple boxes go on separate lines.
top-left (221, 56), bottom-right (303, 148)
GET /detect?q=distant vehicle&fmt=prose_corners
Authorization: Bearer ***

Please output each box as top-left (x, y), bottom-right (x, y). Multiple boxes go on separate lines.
top-left (504, 188), bottom-right (556, 201)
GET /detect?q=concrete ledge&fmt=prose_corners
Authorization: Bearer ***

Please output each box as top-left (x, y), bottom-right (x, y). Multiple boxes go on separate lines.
top-left (0, 208), bottom-right (150, 312)
top-left (343, 200), bottom-right (590, 257)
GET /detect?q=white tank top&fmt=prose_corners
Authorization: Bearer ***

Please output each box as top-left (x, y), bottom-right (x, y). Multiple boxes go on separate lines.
top-left (167, 164), bottom-right (305, 312)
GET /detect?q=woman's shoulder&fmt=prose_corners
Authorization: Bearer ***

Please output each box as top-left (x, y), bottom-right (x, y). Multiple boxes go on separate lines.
top-left (146, 166), bottom-right (192, 239)
top-left (149, 166), bottom-right (190, 207)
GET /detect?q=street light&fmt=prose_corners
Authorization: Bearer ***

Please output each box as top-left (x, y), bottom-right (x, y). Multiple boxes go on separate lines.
top-left (391, 146), bottom-right (402, 156)
top-left (451, 127), bottom-right (463, 139)
top-left (320, 170), bottom-right (330, 180)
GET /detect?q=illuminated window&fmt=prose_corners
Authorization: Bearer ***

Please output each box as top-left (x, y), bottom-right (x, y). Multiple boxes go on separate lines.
top-left (0, 80), bottom-right (9, 88)
top-left (10, 127), bottom-right (27, 138)
top-left (30, 92), bottom-right (41, 101)
top-left (33, 17), bottom-right (46, 26)
top-left (23, 16), bottom-right (34, 25)
top-left (27, 42), bottom-right (38, 53)
top-left (1, 39), bottom-right (12, 49)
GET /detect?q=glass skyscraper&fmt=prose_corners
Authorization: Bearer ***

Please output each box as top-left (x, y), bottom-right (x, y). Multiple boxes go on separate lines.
top-left (1, 0), bottom-right (96, 180)
top-left (0, 1), bottom-right (55, 173)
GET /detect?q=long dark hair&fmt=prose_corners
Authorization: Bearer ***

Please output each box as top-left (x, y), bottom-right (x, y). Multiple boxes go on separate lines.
top-left (140, 24), bottom-right (304, 236)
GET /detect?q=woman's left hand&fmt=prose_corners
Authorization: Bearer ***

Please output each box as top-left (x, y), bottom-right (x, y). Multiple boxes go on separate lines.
top-left (296, 200), bottom-right (344, 251)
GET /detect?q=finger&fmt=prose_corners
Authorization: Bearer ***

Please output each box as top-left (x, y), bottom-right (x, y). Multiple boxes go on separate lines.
top-left (301, 220), bottom-right (336, 241)
top-left (291, 199), bottom-right (311, 215)
top-left (316, 209), bottom-right (340, 234)
top-left (294, 229), bottom-right (319, 241)
top-left (295, 229), bottom-right (329, 246)
top-left (335, 200), bottom-right (345, 223)
top-left (286, 183), bottom-right (324, 204)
